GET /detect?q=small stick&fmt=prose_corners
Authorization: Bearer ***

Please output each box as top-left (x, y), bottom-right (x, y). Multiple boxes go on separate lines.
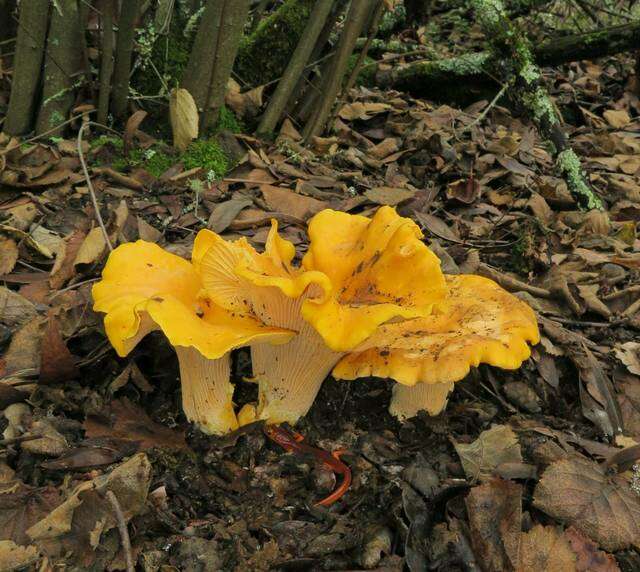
top-left (105, 490), bottom-right (134, 572)
top-left (78, 121), bottom-right (113, 252)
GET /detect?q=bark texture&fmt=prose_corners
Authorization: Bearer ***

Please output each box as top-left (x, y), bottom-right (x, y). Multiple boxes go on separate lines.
top-left (257, 0), bottom-right (335, 136)
top-left (182, 0), bottom-right (250, 130)
top-left (111, 0), bottom-right (141, 121)
top-left (35, 0), bottom-right (83, 136)
top-left (472, 0), bottom-right (603, 210)
top-left (4, 0), bottom-right (49, 135)
top-left (97, 0), bottom-right (116, 124)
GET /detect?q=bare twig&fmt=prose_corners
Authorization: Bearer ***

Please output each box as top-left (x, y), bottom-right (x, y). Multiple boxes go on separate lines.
top-left (78, 121), bottom-right (113, 252)
top-left (105, 490), bottom-right (135, 572)
top-left (461, 82), bottom-right (509, 133)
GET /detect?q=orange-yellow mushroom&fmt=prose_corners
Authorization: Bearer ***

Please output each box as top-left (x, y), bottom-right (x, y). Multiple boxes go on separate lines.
top-left (333, 274), bottom-right (540, 419)
top-left (92, 241), bottom-right (293, 435)
top-left (195, 207), bottom-right (448, 425)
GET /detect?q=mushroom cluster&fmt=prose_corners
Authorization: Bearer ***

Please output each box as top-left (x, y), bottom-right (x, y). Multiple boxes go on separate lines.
top-left (93, 207), bottom-right (539, 434)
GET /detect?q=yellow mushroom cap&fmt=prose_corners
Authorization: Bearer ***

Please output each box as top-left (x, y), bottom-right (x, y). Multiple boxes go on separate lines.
top-left (92, 240), bottom-right (294, 358)
top-left (301, 206), bottom-right (448, 351)
top-left (333, 274), bottom-right (540, 386)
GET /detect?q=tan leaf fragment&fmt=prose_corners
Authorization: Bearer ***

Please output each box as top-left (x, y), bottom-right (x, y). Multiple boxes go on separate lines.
top-left (534, 456), bottom-right (640, 551)
top-left (0, 541), bottom-right (40, 571)
top-left (365, 186), bottom-right (415, 206)
top-left (0, 286), bottom-right (37, 328)
top-left (27, 453), bottom-right (151, 550)
top-left (517, 525), bottom-right (576, 572)
top-left (0, 237), bottom-right (18, 275)
top-left (466, 478), bottom-right (522, 572)
top-left (260, 185), bottom-right (325, 220)
top-left (169, 88), bottom-right (198, 151)
top-left (603, 109), bottom-right (631, 129)
top-left (564, 526), bottom-right (620, 572)
top-left (73, 227), bottom-right (106, 266)
top-left (615, 342), bottom-right (640, 376)
top-left (454, 425), bottom-right (522, 480)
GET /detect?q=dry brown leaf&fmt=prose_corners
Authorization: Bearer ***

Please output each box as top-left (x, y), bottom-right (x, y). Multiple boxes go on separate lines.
top-left (603, 109), bottom-right (630, 129)
top-left (455, 425), bottom-right (522, 480)
top-left (3, 318), bottom-right (47, 374)
top-left (466, 478), bottom-right (522, 572)
top-left (0, 224), bottom-right (54, 258)
top-left (0, 540), bottom-right (39, 571)
top-left (207, 198), bottom-right (253, 233)
top-left (564, 526), bottom-right (620, 572)
top-left (27, 454), bottom-right (151, 565)
top-left (137, 217), bottom-right (162, 242)
top-left (338, 102), bottom-right (391, 121)
top-left (517, 525), bottom-right (576, 572)
top-left (534, 456), bottom-right (640, 551)
top-left (73, 227), bottom-right (106, 266)
top-left (49, 230), bottom-right (85, 289)
top-left (225, 84), bottom-right (264, 119)
top-left (0, 237), bottom-right (18, 275)
top-left (0, 287), bottom-right (37, 328)
top-left (124, 109), bottom-right (148, 156)
top-left (260, 185), bottom-right (324, 220)
top-left (615, 342), bottom-right (640, 376)
top-left (365, 186), bottom-right (415, 206)
top-left (39, 315), bottom-right (79, 385)
top-left (83, 399), bottom-right (187, 451)
top-left (169, 88), bottom-right (198, 152)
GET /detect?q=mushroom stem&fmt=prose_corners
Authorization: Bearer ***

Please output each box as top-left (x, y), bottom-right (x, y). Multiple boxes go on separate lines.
top-left (251, 326), bottom-right (343, 425)
top-left (389, 381), bottom-right (454, 420)
top-left (175, 347), bottom-right (238, 434)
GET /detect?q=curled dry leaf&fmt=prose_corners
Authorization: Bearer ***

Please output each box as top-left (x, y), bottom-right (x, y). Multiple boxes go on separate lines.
top-left (465, 478), bottom-right (522, 572)
top-left (534, 455), bottom-right (640, 551)
top-left (0, 541), bottom-right (39, 572)
top-left (517, 525), bottom-right (577, 572)
top-left (454, 425), bottom-right (523, 480)
top-left (39, 315), bottom-right (79, 385)
top-left (615, 342), bottom-right (640, 376)
top-left (73, 227), bottom-right (106, 266)
top-left (0, 237), bottom-right (18, 275)
top-left (0, 287), bottom-right (37, 328)
top-left (169, 88), bottom-right (198, 152)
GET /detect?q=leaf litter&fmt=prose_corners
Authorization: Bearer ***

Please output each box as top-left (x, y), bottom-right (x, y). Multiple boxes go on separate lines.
top-left (1, 23), bottom-right (640, 572)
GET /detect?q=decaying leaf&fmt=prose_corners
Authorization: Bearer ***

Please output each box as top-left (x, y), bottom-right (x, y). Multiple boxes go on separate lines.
top-left (365, 186), bottom-right (415, 206)
top-left (517, 525), bottom-right (576, 572)
top-left (260, 185), bottom-right (325, 220)
top-left (0, 287), bottom-right (37, 328)
top-left (534, 455), bottom-right (640, 551)
top-left (169, 88), bottom-right (198, 152)
top-left (0, 541), bottom-right (39, 571)
top-left (564, 526), bottom-right (620, 572)
top-left (39, 315), bottom-right (79, 384)
top-left (454, 425), bottom-right (522, 480)
top-left (73, 227), bottom-right (107, 266)
top-left (207, 197), bottom-right (253, 233)
top-left (615, 342), bottom-right (640, 376)
top-left (466, 478), bottom-right (522, 572)
top-left (27, 454), bottom-right (151, 560)
top-left (0, 237), bottom-right (18, 275)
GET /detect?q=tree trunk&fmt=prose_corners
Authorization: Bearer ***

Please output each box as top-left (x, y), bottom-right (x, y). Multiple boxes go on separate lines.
top-left (183, 0), bottom-right (250, 131)
top-left (472, 0), bottom-right (603, 211)
top-left (97, 0), bottom-right (116, 125)
top-left (302, 0), bottom-right (377, 142)
top-left (257, 0), bottom-right (335, 136)
top-left (380, 20), bottom-right (640, 102)
top-left (4, 0), bottom-right (49, 135)
top-left (111, 0), bottom-right (141, 121)
top-left (234, 0), bottom-right (316, 86)
top-left (35, 0), bottom-right (83, 136)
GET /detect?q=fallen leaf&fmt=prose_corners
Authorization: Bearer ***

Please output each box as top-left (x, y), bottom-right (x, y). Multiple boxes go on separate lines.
top-left (517, 525), bottom-right (576, 572)
top-left (124, 109), bottom-right (148, 156)
top-left (466, 478), bottom-right (522, 572)
top-left (615, 342), bottom-right (640, 376)
top-left (207, 198), bottom-right (253, 233)
top-left (83, 398), bottom-right (186, 451)
top-left (603, 109), bottom-right (630, 129)
top-left (0, 540), bottom-right (39, 571)
top-left (40, 437), bottom-right (141, 471)
top-left (260, 185), bottom-right (325, 220)
top-left (49, 230), bottom-right (85, 289)
top-left (454, 425), bottom-right (522, 480)
top-left (534, 455), bottom-right (640, 551)
top-left (27, 453), bottom-right (151, 565)
top-left (3, 318), bottom-right (47, 374)
top-left (0, 237), bottom-right (18, 274)
top-left (137, 217), bottom-right (162, 242)
top-left (169, 88), bottom-right (198, 151)
top-left (39, 315), bottom-right (79, 384)
top-left (446, 178), bottom-right (480, 205)
top-left (338, 102), bottom-right (391, 121)
top-left (0, 287), bottom-right (37, 328)
top-left (365, 186), bottom-right (415, 206)
top-left (564, 526), bottom-right (620, 572)
top-left (73, 227), bottom-right (106, 266)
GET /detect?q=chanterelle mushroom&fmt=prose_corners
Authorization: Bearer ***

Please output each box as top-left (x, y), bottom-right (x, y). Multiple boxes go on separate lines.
top-left (92, 240), bottom-right (293, 435)
top-left (333, 274), bottom-right (540, 419)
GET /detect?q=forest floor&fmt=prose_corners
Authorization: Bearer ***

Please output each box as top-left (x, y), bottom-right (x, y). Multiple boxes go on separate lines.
top-left (1, 31), bottom-right (640, 572)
